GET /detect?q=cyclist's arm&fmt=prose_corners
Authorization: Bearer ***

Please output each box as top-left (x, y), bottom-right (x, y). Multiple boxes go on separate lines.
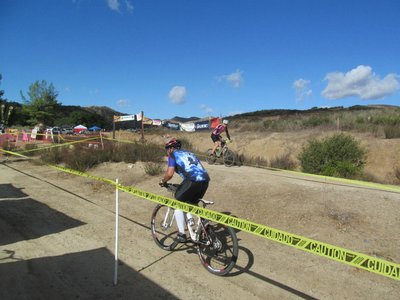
top-left (161, 156), bottom-right (175, 184)
top-left (161, 166), bottom-right (174, 183)
top-left (225, 127), bottom-right (231, 140)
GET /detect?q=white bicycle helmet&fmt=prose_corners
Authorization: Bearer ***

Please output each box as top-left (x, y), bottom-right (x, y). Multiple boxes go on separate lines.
top-left (222, 119), bottom-right (229, 125)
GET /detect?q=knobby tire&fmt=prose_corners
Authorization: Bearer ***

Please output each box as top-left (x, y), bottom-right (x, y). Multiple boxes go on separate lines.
top-left (206, 149), bottom-right (217, 164)
top-left (151, 204), bottom-right (179, 251)
top-left (223, 149), bottom-right (235, 167)
top-left (197, 221), bottom-right (238, 276)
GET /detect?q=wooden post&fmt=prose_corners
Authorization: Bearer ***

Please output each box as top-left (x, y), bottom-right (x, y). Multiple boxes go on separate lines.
top-left (112, 118), bottom-right (116, 140)
top-left (141, 111), bottom-right (145, 143)
top-left (100, 131), bottom-right (104, 150)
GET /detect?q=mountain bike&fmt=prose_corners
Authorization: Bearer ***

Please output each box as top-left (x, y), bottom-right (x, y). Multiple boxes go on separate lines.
top-left (206, 139), bottom-right (235, 167)
top-left (151, 183), bottom-right (238, 276)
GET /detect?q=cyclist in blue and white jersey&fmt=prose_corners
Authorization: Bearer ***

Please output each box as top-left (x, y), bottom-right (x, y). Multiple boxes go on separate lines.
top-left (159, 138), bottom-right (210, 242)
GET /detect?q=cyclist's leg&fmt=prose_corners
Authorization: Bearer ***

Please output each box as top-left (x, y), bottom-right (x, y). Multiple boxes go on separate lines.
top-left (176, 181), bottom-right (208, 204)
top-left (175, 180), bottom-right (208, 232)
top-left (193, 181), bottom-right (209, 201)
top-left (174, 210), bottom-right (186, 233)
top-left (211, 134), bottom-right (220, 155)
top-left (174, 180), bottom-right (193, 241)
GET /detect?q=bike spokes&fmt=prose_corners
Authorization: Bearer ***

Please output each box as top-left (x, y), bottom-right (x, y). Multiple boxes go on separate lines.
top-left (223, 149), bottom-right (235, 167)
top-left (197, 222), bottom-right (238, 276)
top-left (151, 205), bottom-right (179, 251)
top-left (206, 149), bottom-right (217, 164)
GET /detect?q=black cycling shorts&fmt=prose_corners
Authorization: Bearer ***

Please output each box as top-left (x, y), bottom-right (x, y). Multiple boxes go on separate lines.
top-left (211, 133), bottom-right (221, 143)
top-left (175, 180), bottom-right (209, 204)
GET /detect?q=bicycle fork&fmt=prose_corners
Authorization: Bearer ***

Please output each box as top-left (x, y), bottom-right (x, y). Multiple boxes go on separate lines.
top-left (162, 207), bottom-right (175, 230)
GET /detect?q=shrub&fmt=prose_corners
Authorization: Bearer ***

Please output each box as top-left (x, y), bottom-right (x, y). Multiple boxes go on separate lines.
top-left (270, 152), bottom-right (297, 170)
top-left (63, 147), bottom-right (100, 171)
top-left (394, 166), bottom-right (400, 182)
top-left (40, 147), bottom-right (64, 164)
top-left (132, 142), bottom-right (164, 162)
top-left (1, 140), bottom-right (15, 152)
top-left (36, 139), bottom-right (165, 171)
top-left (179, 138), bottom-right (194, 152)
top-left (241, 155), bottom-right (269, 168)
top-left (302, 115), bottom-right (332, 128)
top-left (298, 133), bottom-right (366, 178)
top-left (383, 125), bottom-right (400, 139)
top-left (23, 143), bottom-right (39, 157)
top-left (144, 162), bottom-right (164, 176)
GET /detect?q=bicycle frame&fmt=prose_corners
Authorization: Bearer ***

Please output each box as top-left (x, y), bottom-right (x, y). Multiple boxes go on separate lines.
top-left (162, 208), bottom-right (207, 244)
top-left (216, 140), bottom-right (229, 157)
top-left (151, 185), bottom-right (239, 276)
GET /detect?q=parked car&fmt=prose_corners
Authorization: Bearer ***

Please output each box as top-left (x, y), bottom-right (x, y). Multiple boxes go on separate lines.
top-left (51, 127), bottom-right (61, 134)
top-left (61, 127), bottom-right (73, 134)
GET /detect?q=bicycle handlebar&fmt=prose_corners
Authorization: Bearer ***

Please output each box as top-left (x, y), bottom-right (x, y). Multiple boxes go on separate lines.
top-left (160, 182), bottom-right (179, 192)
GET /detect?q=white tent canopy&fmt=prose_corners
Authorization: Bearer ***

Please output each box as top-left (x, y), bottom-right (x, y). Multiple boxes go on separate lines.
top-left (73, 124), bottom-right (87, 133)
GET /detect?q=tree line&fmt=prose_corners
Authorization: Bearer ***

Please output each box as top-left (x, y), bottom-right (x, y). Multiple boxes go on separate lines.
top-left (0, 75), bottom-right (109, 129)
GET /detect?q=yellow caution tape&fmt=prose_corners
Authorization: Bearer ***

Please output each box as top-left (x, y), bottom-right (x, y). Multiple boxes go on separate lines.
top-left (1, 148), bottom-right (399, 281)
top-left (100, 135), bottom-right (400, 194)
top-left (47, 164), bottom-right (400, 281)
top-left (16, 137), bottom-right (101, 154)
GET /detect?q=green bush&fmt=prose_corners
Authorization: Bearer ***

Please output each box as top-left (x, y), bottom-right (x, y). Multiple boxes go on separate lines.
top-left (298, 133), bottom-right (366, 178)
top-left (302, 115), bottom-right (332, 128)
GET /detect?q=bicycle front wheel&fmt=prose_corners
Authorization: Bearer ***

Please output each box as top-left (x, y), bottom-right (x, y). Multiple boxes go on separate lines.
top-left (197, 221), bottom-right (238, 276)
top-left (206, 149), bottom-right (217, 164)
top-left (223, 149), bottom-right (235, 167)
top-left (151, 205), bottom-right (178, 251)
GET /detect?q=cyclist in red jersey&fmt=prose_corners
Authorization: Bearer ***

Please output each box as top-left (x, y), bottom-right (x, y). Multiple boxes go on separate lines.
top-left (210, 119), bottom-right (231, 156)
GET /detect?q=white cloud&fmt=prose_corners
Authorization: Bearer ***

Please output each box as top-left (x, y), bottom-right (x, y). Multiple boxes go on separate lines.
top-left (117, 99), bottom-right (130, 107)
top-left (106, 0), bottom-right (133, 13)
top-left (200, 104), bottom-right (213, 115)
top-left (107, 0), bottom-right (120, 12)
top-left (322, 65), bottom-right (400, 100)
top-left (217, 69), bottom-right (244, 88)
top-left (168, 86), bottom-right (187, 104)
top-left (125, 0), bottom-right (134, 13)
top-left (293, 78), bottom-right (312, 102)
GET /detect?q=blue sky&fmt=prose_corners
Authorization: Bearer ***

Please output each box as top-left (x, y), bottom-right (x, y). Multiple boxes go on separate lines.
top-left (1, 0), bottom-right (399, 120)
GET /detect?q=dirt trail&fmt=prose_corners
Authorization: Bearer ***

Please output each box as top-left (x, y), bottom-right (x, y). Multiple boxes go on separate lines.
top-left (0, 157), bottom-right (399, 299)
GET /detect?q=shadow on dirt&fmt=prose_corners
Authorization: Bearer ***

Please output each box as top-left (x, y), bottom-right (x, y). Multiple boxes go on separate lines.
top-left (0, 247), bottom-right (178, 299)
top-left (0, 184), bottom-right (85, 246)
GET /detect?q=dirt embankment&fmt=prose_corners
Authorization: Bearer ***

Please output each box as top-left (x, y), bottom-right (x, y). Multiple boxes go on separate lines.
top-left (140, 128), bottom-right (400, 185)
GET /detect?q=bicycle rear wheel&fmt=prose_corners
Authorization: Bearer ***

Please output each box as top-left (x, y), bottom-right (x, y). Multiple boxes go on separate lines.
top-left (151, 205), bottom-right (178, 251)
top-left (197, 221), bottom-right (238, 276)
top-left (223, 149), bottom-right (235, 167)
top-left (206, 149), bottom-right (217, 164)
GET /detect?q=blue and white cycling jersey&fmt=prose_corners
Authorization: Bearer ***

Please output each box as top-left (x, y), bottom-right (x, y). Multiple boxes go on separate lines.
top-left (168, 150), bottom-right (210, 182)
